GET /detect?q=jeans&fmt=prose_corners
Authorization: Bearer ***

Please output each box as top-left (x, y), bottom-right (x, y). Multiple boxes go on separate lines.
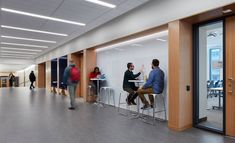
top-left (68, 85), bottom-right (77, 108)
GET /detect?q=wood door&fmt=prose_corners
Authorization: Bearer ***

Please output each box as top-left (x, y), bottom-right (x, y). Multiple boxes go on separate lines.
top-left (225, 16), bottom-right (235, 136)
top-left (38, 63), bottom-right (46, 88)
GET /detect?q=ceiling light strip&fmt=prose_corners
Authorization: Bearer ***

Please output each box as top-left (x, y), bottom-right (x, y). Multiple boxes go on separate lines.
top-left (1, 25), bottom-right (68, 36)
top-left (96, 30), bottom-right (168, 52)
top-left (1, 8), bottom-right (86, 26)
top-left (1, 35), bottom-right (56, 43)
top-left (0, 54), bottom-right (33, 57)
top-left (1, 42), bottom-right (48, 48)
top-left (85, 0), bottom-right (116, 8)
top-left (1, 47), bottom-right (42, 52)
top-left (0, 56), bottom-right (31, 59)
top-left (1, 50), bottom-right (37, 55)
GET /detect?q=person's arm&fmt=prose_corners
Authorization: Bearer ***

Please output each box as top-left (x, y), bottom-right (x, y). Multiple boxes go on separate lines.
top-left (128, 71), bottom-right (141, 79)
top-left (142, 71), bottom-right (154, 89)
top-left (63, 67), bottom-right (69, 85)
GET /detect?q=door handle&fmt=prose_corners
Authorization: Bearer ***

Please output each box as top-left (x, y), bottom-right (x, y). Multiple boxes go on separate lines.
top-left (228, 78), bottom-right (234, 96)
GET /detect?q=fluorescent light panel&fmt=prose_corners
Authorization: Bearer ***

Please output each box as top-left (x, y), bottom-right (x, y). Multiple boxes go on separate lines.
top-left (1, 35), bottom-right (56, 43)
top-left (1, 25), bottom-right (68, 36)
top-left (1, 47), bottom-right (42, 52)
top-left (1, 42), bottom-right (48, 48)
top-left (96, 30), bottom-right (168, 52)
top-left (85, 0), bottom-right (116, 8)
top-left (0, 54), bottom-right (33, 57)
top-left (1, 50), bottom-right (37, 55)
top-left (1, 8), bottom-right (86, 26)
top-left (0, 55), bottom-right (31, 59)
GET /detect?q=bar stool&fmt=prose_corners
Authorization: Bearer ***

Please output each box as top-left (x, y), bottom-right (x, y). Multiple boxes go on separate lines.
top-left (100, 87), bottom-right (115, 107)
top-left (141, 93), bottom-right (167, 125)
top-left (118, 91), bottom-right (140, 118)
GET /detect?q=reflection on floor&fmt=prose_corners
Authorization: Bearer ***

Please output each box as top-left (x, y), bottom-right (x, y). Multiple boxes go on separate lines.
top-left (199, 96), bottom-right (223, 130)
top-left (0, 87), bottom-right (234, 143)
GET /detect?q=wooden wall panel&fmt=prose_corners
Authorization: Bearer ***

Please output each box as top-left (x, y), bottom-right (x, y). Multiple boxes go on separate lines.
top-left (83, 49), bottom-right (97, 101)
top-left (46, 61), bottom-right (51, 91)
top-left (168, 20), bottom-right (193, 131)
top-left (168, 20), bottom-right (180, 130)
top-left (225, 16), bottom-right (235, 137)
top-left (38, 63), bottom-right (46, 88)
top-left (71, 52), bottom-right (84, 97)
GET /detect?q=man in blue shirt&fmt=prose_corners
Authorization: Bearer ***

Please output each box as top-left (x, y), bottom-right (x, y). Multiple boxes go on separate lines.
top-left (137, 59), bottom-right (164, 109)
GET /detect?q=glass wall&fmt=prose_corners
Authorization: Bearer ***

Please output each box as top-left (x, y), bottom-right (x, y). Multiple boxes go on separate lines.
top-left (51, 58), bottom-right (57, 87)
top-left (194, 21), bottom-right (224, 133)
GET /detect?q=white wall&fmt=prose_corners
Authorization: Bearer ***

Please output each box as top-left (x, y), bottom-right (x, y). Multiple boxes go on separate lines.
top-left (36, 0), bottom-right (235, 63)
top-left (16, 65), bottom-right (37, 87)
top-left (97, 39), bottom-right (168, 118)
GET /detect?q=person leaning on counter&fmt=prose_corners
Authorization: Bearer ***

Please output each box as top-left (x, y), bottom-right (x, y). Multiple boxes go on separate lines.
top-left (89, 67), bottom-right (101, 95)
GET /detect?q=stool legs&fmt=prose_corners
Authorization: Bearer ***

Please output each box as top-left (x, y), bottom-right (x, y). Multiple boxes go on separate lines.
top-left (141, 94), bottom-right (167, 125)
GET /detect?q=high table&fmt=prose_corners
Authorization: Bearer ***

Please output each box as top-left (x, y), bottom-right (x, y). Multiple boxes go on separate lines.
top-left (128, 79), bottom-right (145, 118)
top-left (209, 87), bottom-right (223, 109)
top-left (90, 78), bottom-right (106, 107)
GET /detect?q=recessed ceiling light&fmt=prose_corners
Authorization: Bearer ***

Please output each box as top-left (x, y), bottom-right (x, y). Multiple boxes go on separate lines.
top-left (1, 42), bottom-right (48, 48)
top-left (85, 0), bottom-right (116, 8)
top-left (1, 8), bottom-right (86, 26)
top-left (1, 47), bottom-right (42, 52)
top-left (1, 35), bottom-right (56, 43)
top-left (156, 38), bottom-right (167, 42)
top-left (1, 25), bottom-right (68, 36)
top-left (222, 9), bottom-right (232, 14)
top-left (1, 50), bottom-right (37, 55)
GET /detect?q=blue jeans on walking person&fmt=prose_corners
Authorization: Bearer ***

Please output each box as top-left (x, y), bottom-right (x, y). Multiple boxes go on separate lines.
top-left (68, 85), bottom-right (77, 108)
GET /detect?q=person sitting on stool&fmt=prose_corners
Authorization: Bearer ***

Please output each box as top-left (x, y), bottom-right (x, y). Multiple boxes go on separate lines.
top-left (123, 62), bottom-right (143, 105)
top-left (137, 59), bottom-right (164, 109)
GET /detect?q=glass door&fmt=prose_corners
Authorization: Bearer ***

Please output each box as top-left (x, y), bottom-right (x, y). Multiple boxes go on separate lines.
top-left (194, 20), bottom-right (225, 133)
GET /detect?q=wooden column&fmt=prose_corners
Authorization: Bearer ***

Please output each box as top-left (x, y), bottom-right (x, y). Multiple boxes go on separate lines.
top-left (38, 62), bottom-right (46, 88)
top-left (168, 20), bottom-right (193, 131)
top-left (45, 61), bottom-right (51, 91)
top-left (225, 16), bottom-right (235, 137)
top-left (83, 49), bottom-right (97, 101)
top-left (71, 52), bottom-right (84, 98)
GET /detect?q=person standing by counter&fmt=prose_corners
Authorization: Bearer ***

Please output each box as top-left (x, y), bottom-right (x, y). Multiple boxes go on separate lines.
top-left (89, 67), bottom-right (101, 95)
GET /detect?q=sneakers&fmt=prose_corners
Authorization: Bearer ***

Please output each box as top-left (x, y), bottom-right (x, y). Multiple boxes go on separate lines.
top-left (68, 107), bottom-right (76, 110)
top-left (141, 104), bottom-right (150, 109)
top-left (126, 98), bottom-right (132, 105)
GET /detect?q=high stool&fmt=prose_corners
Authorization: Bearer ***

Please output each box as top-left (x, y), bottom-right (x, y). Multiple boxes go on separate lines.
top-left (100, 87), bottom-right (115, 107)
top-left (141, 93), bottom-right (167, 125)
top-left (118, 92), bottom-right (140, 118)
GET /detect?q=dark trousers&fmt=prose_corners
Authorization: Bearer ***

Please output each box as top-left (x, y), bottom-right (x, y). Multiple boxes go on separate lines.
top-left (123, 87), bottom-right (138, 101)
top-left (30, 81), bottom-right (35, 89)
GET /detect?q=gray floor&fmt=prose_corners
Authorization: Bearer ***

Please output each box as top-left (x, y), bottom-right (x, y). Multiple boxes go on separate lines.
top-left (0, 87), bottom-right (234, 143)
top-left (199, 96), bottom-right (223, 130)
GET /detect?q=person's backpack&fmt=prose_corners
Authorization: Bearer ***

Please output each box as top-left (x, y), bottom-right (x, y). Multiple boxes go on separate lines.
top-left (70, 67), bottom-right (80, 82)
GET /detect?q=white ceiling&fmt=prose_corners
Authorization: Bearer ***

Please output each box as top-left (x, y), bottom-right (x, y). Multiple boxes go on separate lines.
top-left (0, 0), bottom-right (149, 72)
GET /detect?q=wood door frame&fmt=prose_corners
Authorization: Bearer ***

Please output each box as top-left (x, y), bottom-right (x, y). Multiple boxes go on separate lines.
top-left (225, 16), bottom-right (235, 137)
